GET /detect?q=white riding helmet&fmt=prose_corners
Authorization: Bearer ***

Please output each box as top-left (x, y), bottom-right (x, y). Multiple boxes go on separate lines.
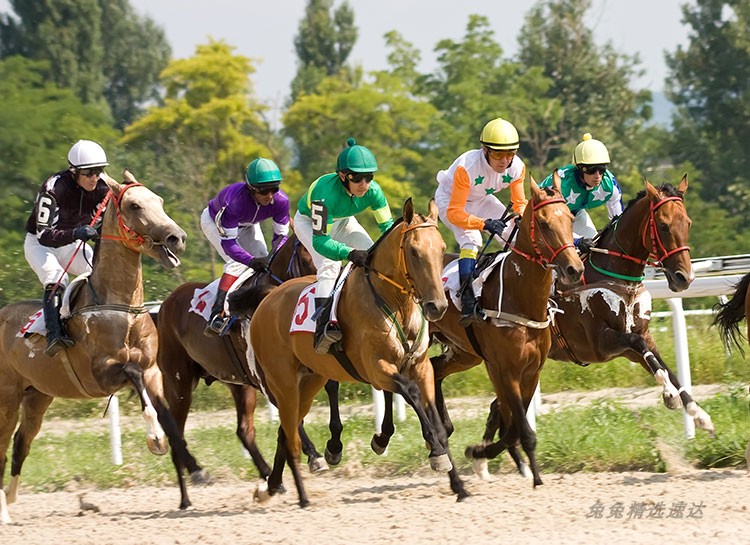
top-left (67, 140), bottom-right (109, 169)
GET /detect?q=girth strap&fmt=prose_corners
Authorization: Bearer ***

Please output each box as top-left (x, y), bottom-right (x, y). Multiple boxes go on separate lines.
top-left (330, 342), bottom-right (369, 384)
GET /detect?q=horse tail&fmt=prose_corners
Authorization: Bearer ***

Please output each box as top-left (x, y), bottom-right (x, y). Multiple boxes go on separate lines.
top-left (227, 283), bottom-right (276, 318)
top-left (713, 271), bottom-right (750, 355)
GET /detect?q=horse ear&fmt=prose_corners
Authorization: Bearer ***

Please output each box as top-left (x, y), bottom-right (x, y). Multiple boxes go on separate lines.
top-left (645, 179), bottom-right (659, 199)
top-left (678, 173), bottom-right (688, 193)
top-left (529, 175), bottom-right (542, 199)
top-left (101, 172), bottom-right (123, 194)
top-left (551, 170), bottom-right (562, 194)
top-left (428, 198), bottom-right (439, 222)
top-left (123, 168), bottom-right (137, 183)
top-left (402, 197), bottom-right (414, 223)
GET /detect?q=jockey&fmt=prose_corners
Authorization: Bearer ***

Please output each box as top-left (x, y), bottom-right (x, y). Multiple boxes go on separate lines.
top-left (200, 157), bottom-right (290, 335)
top-left (435, 117), bottom-right (529, 326)
top-left (540, 133), bottom-right (623, 254)
top-left (294, 138), bottom-right (394, 354)
top-left (24, 139), bottom-right (111, 356)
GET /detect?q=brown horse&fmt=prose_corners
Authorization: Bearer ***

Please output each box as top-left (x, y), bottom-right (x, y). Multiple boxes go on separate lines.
top-left (0, 171), bottom-right (189, 524)
top-left (477, 176), bottom-right (713, 479)
top-left (420, 176), bottom-right (583, 488)
top-left (155, 233), bottom-right (328, 509)
top-left (714, 271), bottom-right (750, 357)
top-left (245, 198), bottom-right (463, 507)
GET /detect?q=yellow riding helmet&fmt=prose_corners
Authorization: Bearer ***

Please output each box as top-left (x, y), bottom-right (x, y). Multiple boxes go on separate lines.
top-left (572, 133), bottom-right (611, 165)
top-left (479, 118), bottom-right (519, 151)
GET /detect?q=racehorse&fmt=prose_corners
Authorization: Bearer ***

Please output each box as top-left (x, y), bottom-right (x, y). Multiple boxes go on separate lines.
top-left (244, 198), bottom-right (465, 507)
top-left (0, 171), bottom-right (189, 524)
top-left (155, 233), bottom-right (328, 509)
top-left (476, 176), bottom-right (714, 479)
top-left (714, 271), bottom-right (750, 356)
top-left (418, 176), bottom-right (583, 488)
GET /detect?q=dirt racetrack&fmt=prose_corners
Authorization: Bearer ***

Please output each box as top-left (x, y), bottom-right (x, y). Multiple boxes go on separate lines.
top-left (3, 466), bottom-right (749, 545)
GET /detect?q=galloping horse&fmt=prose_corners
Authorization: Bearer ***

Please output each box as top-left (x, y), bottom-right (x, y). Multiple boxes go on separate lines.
top-left (0, 171), bottom-right (189, 524)
top-left (245, 199), bottom-right (465, 507)
top-left (422, 176), bottom-right (583, 487)
top-left (714, 271), bottom-right (750, 356)
top-left (155, 234), bottom-right (325, 509)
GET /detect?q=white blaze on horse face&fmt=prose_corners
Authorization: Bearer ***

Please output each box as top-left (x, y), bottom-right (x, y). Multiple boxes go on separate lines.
top-left (577, 288), bottom-right (652, 333)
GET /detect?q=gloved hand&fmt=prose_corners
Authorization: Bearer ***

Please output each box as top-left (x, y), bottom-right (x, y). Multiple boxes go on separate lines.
top-left (348, 249), bottom-right (369, 267)
top-left (248, 255), bottom-right (270, 271)
top-left (72, 225), bottom-right (99, 241)
top-left (483, 218), bottom-right (507, 238)
top-left (576, 238), bottom-right (595, 254)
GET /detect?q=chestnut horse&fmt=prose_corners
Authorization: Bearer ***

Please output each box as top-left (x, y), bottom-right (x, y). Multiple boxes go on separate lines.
top-left (245, 198), bottom-right (465, 507)
top-left (0, 171), bottom-right (189, 524)
top-left (417, 176), bottom-right (583, 488)
top-left (714, 271), bottom-right (750, 357)
top-left (477, 176), bottom-right (713, 480)
top-left (155, 234), bottom-right (326, 509)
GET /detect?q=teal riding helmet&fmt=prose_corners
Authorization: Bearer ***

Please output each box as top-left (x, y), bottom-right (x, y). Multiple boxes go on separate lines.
top-left (336, 138), bottom-right (378, 173)
top-left (245, 157), bottom-right (283, 186)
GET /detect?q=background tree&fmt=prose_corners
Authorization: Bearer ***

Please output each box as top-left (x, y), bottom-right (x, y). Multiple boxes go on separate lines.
top-left (0, 0), bottom-right (171, 128)
top-left (666, 0), bottom-right (750, 233)
top-left (289, 0), bottom-right (357, 101)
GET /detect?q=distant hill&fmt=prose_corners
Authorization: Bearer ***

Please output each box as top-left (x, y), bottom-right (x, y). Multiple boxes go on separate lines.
top-left (648, 91), bottom-right (675, 128)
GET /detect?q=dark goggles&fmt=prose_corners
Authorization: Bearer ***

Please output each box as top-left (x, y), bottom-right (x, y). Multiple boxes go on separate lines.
top-left (346, 172), bottom-right (374, 184)
top-left (580, 164), bottom-right (606, 175)
top-left (251, 184), bottom-right (280, 195)
top-left (79, 167), bottom-right (104, 177)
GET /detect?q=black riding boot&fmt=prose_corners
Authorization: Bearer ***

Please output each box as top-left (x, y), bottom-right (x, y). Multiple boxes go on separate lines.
top-left (457, 273), bottom-right (483, 327)
top-left (43, 285), bottom-right (74, 357)
top-left (313, 296), bottom-right (342, 354)
top-left (204, 288), bottom-right (229, 336)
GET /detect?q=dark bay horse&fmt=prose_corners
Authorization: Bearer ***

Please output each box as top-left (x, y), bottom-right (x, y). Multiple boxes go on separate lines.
top-left (0, 171), bottom-right (189, 524)
top-left (419, 176), bottom-right (583, 487)
top-left (155, 234), bottom-right (326, 509)
top-left (477, 176), bottom-right (713, 479)
top-left (714, 271), bottom-right (750, 356)
top-left (245, 199), bottom-right (464, 507)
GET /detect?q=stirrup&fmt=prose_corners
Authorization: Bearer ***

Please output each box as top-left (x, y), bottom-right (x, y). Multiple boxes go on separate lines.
top-left (458, 304), bottom-right (484, 327)
top-left (314, 323), bottom-right (343, 355)
top-left (44, 335), bottom-right (75, 357)
top-left (204, 314), bottom-right (231, 336)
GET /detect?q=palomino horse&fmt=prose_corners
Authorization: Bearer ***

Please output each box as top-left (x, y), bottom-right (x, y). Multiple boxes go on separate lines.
top-left (0, 171), bottom-right (189, 524)
top-left (714, 271), bottom-right (750, 357)
top-left (155, 234), bottom-right (328, 510)
top-left (421, 176), bottom-right (583, 488)
top-left (244, 198), bottom-right (465, 507)
top-left (477, 176), bottom-right (713, 479)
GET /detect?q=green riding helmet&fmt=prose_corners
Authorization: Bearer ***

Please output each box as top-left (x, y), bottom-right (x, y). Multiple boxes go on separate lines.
top-left (336, 138), bottom-right (378, 173)
top-left (245, 157), bottom-right (283, 186)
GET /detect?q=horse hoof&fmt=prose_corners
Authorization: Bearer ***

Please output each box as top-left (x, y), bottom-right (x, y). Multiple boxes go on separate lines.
top-left (662, 393), bottom-right (683, 410)
top-left (429, 454), bottom-right (453, 472)
top-left (324, 447), bottom-right (342, 466)
top-left (147, 436), bottom-right (169, 456)
top-left (308, 457), bottom-right (329, 473)
top-left (370, 435), bottom-right (388, 456)
top-left (190, 469), bottom-right (212, 486)
top-left (0, 490), bottom-right (12, 525)
top-left (254, 481), bottom-right (271, 503)
top-left (472, 458), bottom-right (492, 481)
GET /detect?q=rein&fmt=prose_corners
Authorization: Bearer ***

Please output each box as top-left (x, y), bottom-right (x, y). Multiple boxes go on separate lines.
top-left (510, 196), bottom-right (574, 267)
top-left (587, 194), bottom-right (690, 282)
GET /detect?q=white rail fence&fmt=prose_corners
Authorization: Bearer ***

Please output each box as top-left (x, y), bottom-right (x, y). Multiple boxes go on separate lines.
top-left (106, 255), bottom-right (749, 464)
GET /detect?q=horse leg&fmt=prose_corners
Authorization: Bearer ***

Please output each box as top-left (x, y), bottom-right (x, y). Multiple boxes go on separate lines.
top-left (324, 380), bottom-right (344, 465)
top-left (0, 389), bottom-right (21, 524)
top-left (299, 419), bottom-right (328, 473)
top-left (8, 389), bottom-right (53, 504)
top-left (434, 378), bottom-right (454, 437)
top-left (227, 384), bottom-right (272, 478)
top-left (371, 390), bottom-right (394, 455)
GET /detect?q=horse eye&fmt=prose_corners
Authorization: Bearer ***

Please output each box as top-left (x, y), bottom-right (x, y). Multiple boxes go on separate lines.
top-left (130, 203), bottom-right (142, 211)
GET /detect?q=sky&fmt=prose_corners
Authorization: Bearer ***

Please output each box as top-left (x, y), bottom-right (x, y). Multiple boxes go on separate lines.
top-left (0, 0), bottom-right (690, 123)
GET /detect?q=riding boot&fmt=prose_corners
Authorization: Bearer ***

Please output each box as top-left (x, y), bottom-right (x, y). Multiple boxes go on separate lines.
top-left (313, 297), bottom-right (342, 354)
top-left (457, 258), bottom-right (483, 327)
top-left (43, 285), bottom-right (74, 357)
top-left (204, 288), bottom-right (229, 336)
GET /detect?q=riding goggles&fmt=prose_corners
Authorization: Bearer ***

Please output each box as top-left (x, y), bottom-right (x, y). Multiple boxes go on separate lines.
top-left (580, 165), bottom-right (607, 175)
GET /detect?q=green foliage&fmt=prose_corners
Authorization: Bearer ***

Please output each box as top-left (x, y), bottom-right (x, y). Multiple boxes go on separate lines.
top-left (686, 387), bottom-right (750, 467)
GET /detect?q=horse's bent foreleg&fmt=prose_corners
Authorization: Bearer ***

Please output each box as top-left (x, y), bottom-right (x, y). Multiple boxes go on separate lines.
top-left (324, 380), bottom-right (344, 465)
top-left (8, 389), bottom-right (53, 503)
top-left (121, 364), bottom-right (168, 455)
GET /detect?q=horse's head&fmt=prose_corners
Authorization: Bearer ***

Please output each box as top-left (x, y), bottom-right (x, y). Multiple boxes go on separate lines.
top-left (102, 170), bottom-right (187, 269)
top-left (516, 173), bottom-right (584, 286)
top-left (371, 198), bottom-right (448, 321)
top-left (645, 174), bottom-right (693, 291)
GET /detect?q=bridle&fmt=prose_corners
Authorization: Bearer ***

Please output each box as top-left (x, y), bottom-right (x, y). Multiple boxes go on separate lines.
top-left (510, 196), bottom-right (575, 268)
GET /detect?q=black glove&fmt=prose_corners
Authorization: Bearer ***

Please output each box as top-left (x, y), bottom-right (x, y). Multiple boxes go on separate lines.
top-left (348, 249), bottom-right (369, 267)
top-left (576, 238), bottom-right (594, 254)
top-left (248, 255), bottom-right (270, 271)
top-left (72, 225), bottom-right (99, 242)
top-left (483, 218), bottom-right (507, 238)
